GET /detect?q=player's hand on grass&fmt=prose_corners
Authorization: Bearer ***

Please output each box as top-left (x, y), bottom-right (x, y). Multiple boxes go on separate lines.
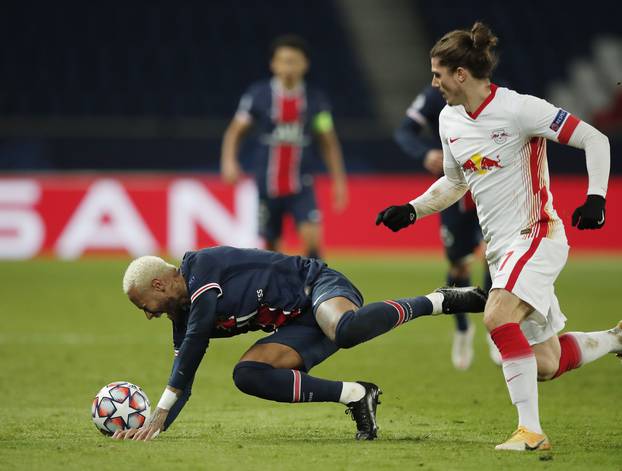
top-left (112, 428), bottom-right (141, 440)
top-left (375, 203), bottom-right (417, 232)
top-left (123, 408), bottom-right (169, 441)
top-left (572, 194), bottom-right (606, 230)
top-left (423, 149), bottom-right (444, 176)
top-left (132, 408), bottom-right (168, 441)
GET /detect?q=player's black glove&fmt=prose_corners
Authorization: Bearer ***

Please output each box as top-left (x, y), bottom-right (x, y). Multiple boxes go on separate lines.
top-left (375, 203), bottom-right (417, 232)
top-left (572, 194), bottom-right (606, 230)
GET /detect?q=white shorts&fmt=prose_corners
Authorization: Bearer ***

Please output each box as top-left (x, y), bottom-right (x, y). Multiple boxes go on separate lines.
top-left (489, 237), bottom-right (569, 345)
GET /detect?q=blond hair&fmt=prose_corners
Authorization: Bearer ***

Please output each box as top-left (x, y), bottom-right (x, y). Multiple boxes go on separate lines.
top-left (122, 255), bottom-right (176, 294)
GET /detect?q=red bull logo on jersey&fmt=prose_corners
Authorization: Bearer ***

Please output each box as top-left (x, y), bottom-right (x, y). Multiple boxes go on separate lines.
top-left (462, 153), bottom-right (503, 174)
top-left (490, 128), bottom-right (510, 144)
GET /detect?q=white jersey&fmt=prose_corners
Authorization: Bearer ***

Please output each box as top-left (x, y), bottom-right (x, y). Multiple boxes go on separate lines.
top-left (439, 85), bottom-right (581, 265)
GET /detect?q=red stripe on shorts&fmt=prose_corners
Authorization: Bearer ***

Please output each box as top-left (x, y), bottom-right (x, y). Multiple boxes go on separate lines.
top-left (505, 236), bottom-right (543, 292)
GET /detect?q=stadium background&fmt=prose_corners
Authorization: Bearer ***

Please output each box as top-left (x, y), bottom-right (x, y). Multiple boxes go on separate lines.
top-left (1, 0), bottom-right (621, 258)
top-left (2, 2), bottom-right (622, 470)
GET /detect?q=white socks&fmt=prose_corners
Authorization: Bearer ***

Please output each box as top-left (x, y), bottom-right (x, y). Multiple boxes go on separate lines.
top-left (339, 382), bottom-right (366, 404)
top-left (501, 355), bottom-right (542, 434)
top-left (566, 330), bottom-right (618, 365)
top-left (426, 292), bottom-right (444, 315)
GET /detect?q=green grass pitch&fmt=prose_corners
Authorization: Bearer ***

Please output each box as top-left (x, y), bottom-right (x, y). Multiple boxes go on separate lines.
top-left (1, 254), bottom-right (621, 470)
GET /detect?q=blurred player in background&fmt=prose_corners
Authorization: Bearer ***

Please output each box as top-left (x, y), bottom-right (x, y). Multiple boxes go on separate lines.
top-left (221, 35), bottom-right (348, 259)
top-left (114, 247), bottom-right (487, 441)
top-left (395, 85), bottom-right (499, 370)
top-left (377, 22), bottom-right (619, 451)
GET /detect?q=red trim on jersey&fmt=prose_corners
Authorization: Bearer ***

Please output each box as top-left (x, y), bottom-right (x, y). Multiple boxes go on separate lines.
top-left (467, 83), bottom-right (498, 119)
top-left (384, 300), bottom-right (406, 327)
top-left (276, 145), bottom-right (296, 195)
top-left (528, 138), bottom-right (550, 238)
top-left (536, 186), bottom-right (550, 238)
top-left (190, 283), bottom-right (222, 303)
top-left (292, 370), bottom-right (302, 402)
top-left (280, 97), bottom-right (299, 123)
top-left (268, 94), bottom-right (303, 197)
top-left (557, 114), bottom-right (580, 145)
top-left (528, 138), bottom-right (541, 195)
top-left (505, 236), bottom-right (543, 291)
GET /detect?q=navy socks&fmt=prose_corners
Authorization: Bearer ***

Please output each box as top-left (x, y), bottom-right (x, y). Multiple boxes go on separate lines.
top-left (233, 361), bottom-right (342, 403)
top-left (333, 296), bottom-right (433, 349)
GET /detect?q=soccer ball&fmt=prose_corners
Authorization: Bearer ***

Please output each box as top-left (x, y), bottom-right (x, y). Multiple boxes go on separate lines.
top-left (91, 381), bottom-right (151, 436)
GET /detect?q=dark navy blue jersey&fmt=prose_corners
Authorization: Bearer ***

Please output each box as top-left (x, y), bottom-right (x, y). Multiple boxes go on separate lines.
top-left (235, 78), bottom-right (332, 197)
top-left (394, 85), bottom-right (446, 160)
top-left (168, 246), bottom-right (325, 390)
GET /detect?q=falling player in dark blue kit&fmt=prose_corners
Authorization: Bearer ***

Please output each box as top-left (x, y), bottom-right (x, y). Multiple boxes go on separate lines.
top-left (220, 35), bottom-right (348, 259)
top-left (393, 85), bottom-right (498, 370)
top-left (114, 246), bottom-right (487, 441)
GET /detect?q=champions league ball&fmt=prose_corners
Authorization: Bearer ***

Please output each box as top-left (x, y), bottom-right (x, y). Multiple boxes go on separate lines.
top-left (91, 381), bottom-right (151, 435)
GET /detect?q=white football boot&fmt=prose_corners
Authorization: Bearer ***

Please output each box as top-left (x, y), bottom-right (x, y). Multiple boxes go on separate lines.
top-left (452, 324), bottom-right (475, 370)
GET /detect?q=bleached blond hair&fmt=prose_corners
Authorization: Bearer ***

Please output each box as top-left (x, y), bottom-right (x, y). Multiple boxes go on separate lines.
top-left (122, 255), bottom-right (177, 294)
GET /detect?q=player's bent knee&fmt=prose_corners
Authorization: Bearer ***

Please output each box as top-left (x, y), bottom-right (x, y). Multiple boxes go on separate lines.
top-left (232, 361), bottom-right (273, 396)
top-left (333, 310), bottom-right (358, 349)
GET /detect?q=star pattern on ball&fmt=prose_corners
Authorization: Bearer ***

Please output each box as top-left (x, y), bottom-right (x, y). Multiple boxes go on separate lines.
top-left (110, 394), bottom-right (140, 422)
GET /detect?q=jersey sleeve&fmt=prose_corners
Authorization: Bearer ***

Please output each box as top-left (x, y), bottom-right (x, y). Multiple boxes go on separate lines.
top-left (515, 94), bottom-right (581, 144)
top-left (168, 289), bottom-right (218, 391)
top-left (311, 89), bottom-right (334, 134)
top-left (186, 252), bottom-right (224, 303)
top-left (234, 85), bottom-right (261, 124)
top-left (515, 94), bottom-right (610, 197)
top-left (162, 354), bottom-right (194, 431)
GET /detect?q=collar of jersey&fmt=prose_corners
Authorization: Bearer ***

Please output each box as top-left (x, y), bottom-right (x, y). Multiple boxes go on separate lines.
top-left (271, 77), bottom-right (305, 96)
top-left (466, 83), bottom-right (498, 120)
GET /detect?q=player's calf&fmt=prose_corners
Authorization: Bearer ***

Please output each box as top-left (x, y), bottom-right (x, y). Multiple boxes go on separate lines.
top-left (232, 361), bottom-right (383, 440)
top-left (333, 287), bottom-right (487, 349)
top-left (548, 321), bottom-right (622, 380)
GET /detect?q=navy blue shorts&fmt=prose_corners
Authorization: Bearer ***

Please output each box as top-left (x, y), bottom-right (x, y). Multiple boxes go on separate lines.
top-left (253, 267), bottom-right (363, 372)
top-left (440, 202), bottom-right (483, 263)
top-left (258, 182), bottom-right (320, 243)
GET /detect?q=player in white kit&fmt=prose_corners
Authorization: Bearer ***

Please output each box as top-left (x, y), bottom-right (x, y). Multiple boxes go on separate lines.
top-left (376, 22), bottom-right (622, 451)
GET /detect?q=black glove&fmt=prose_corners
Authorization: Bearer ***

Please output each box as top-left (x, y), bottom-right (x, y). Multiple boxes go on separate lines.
top-left (375, 203), bottom-right (417, 232)
top-left (572, 194), bottom-right (606, 230)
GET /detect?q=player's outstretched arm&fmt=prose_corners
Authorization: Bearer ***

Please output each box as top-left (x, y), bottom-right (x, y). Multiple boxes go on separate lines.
top-left (317, 127), bottom-right (348, 212)
top-left (517, 95), bottom-right (610, 230)
top-left (376, 173), bottom-right (468, 232)
top-left (565, 120), bottom-right (610, 230)
top-left (115, 291), bottom-right (219, 441)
